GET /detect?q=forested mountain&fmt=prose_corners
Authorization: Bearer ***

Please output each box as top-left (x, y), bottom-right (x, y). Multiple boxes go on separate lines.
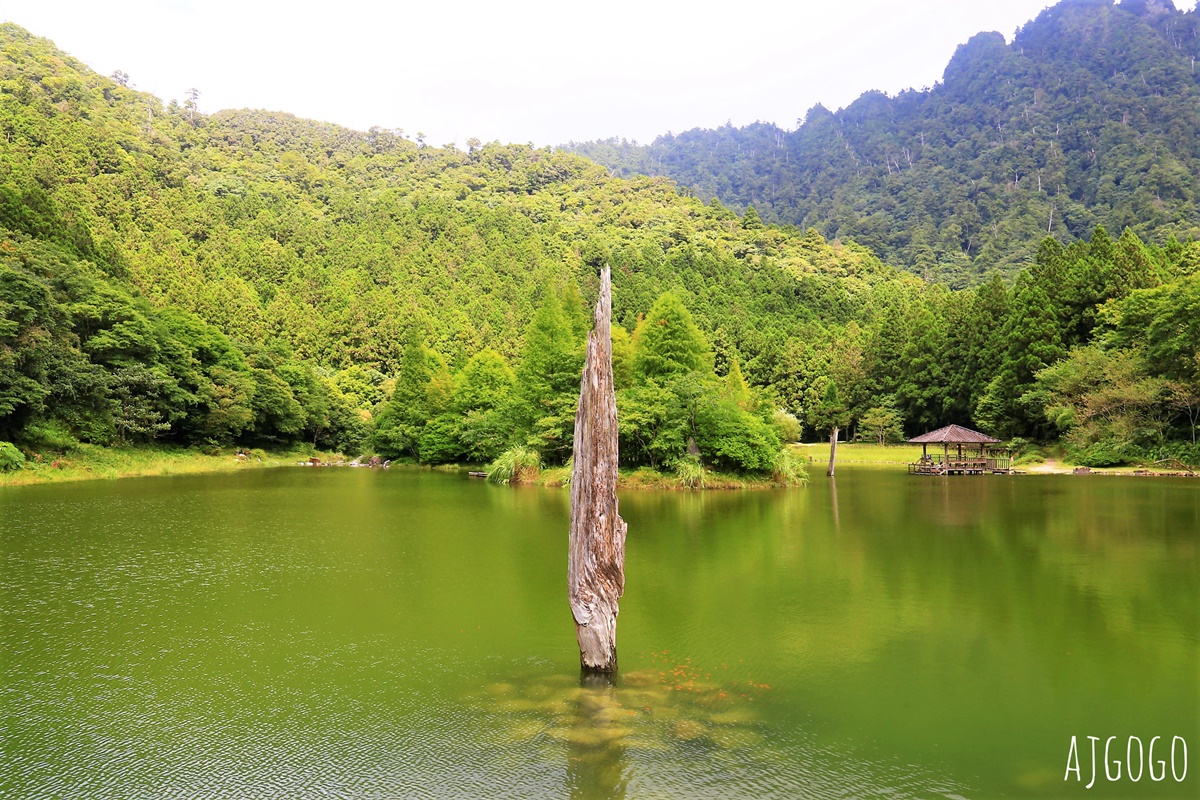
top-left (567, 0), bottom-right (1200, 287)
top-left (2, 19), bottom-right (1198, 472)
top-left (0, 22), bottom-right (896, 473)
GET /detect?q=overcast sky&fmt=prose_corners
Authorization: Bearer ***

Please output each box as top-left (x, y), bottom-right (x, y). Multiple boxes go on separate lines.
top-left (3, 1), bottom-right (1195, 147)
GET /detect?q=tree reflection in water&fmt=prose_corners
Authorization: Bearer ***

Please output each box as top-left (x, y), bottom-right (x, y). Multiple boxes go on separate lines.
top-left (567, 672), bottom-right (628, 800)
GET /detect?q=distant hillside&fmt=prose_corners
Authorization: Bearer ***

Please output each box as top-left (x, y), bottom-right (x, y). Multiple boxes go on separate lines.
top-left (566, 0), bottom-right (1200, 286)
top-left (0, 21), bottom-right (900, 457)
top-left (0, 22), bottom-right (899, 374)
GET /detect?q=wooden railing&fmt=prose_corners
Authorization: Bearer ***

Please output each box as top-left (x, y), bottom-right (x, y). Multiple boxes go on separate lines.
top-left (908, 454), bottom-right (1012, 474)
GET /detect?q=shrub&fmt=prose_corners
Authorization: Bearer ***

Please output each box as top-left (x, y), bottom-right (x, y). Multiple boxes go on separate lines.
top-left (0, 441), bottom-right (25, 472)
top-left (1008, 436), bottom-right (1047, 465)
top-left (696, 398), bottom-right (781, 473)
top-left (1070, 441), bottom-right (1136, 467)
top-left (538, 462), bottom-right (573, 488)
top-left (418, 413), bottom-right (463, 464)
top-left (771, 410), bottom-right (803, 443)
top-left (486, 446), bottom-right (542, 484)
top-left (559, 457), bottom-right (573, 488)
top-left (771, 448), bottom-right (810, 486)
top-left (1144, 442), bottom-right (1200, 469)
top-left (22, 420), bottom-right (79, 452)
top-left (674, 457), bottom-right (706, 489)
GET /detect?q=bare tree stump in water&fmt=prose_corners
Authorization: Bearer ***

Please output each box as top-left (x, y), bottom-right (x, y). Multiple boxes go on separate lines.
top-left (827, 426), bottom-right (839, 478)
top-left (568, 264), bottom-right (627, 674)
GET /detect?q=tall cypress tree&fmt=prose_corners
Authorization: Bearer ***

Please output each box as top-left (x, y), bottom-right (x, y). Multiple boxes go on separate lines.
top-left (632, 292), bottom-right (711, 380)
top-left (513, 290), bottom-right (584, 463)
top-left (374, 330), bottom-right (439, 459)
top-left (975, 274), bottom-right (1067, 438)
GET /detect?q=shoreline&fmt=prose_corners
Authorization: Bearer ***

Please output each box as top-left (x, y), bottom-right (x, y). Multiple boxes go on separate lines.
top-left (0, 445), bottom-right (344, 488)
top-left (3, 444), bottom-right (1195, 489)
top-left (530, 467), bottom-right (797, 491)
top-left (790, 444), bottom-right (1197, 478)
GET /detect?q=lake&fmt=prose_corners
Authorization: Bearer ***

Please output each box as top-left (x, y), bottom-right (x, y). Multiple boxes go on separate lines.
top-left (2, 467), bottom-right (1196, 798)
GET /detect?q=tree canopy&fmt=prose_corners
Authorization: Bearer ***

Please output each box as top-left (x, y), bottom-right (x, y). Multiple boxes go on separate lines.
top-left (2, 18), bottom-right (1198, 471)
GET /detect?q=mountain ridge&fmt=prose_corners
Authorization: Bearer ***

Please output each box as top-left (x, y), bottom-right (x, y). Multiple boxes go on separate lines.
top-left (565, 0), bottom-right (1200, 285)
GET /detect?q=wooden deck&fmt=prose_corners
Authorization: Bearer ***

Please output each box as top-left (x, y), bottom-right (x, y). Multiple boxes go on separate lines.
top-left (908, 456), bottom-right (1012, 475)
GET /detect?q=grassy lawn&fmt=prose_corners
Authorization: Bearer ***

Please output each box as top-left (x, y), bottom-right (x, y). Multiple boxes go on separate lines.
top-left (0, 444), bottom-right (344, 487)
top-left (790, 442), bottom-right (917, 465)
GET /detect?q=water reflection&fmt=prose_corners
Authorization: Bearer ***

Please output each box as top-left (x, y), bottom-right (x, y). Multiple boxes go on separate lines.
top-left (829, 476), bottom-right (840, 529)
top-left (567, 673), bottom-right (628, 800)
top-left (2, 468), bottom-right (1195, 798)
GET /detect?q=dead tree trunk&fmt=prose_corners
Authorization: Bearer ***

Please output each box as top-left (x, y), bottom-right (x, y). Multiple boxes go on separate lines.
top-left (827, 426), bottom-right (839, 477)
top-left (568, 264), bottom-right (627, 674)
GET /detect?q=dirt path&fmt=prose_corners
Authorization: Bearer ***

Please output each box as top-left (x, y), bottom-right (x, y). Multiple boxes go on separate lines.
top-left (1022, 458), bottom-right (1073, 475)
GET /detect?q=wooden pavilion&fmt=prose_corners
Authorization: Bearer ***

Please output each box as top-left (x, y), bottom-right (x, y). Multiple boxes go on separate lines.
top-left (907, 424), bottom-right (1012, 475)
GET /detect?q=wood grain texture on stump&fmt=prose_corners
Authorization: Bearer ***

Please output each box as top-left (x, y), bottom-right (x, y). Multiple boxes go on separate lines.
top-left (827, 426), bottom-right (839, 477)
top-left (568, 264), bottom-right (627, 674)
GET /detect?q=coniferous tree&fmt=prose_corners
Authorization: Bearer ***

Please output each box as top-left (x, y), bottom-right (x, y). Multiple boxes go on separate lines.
top-left (513, 290), bottom-right (583, 463)
top-left (454, 349), bottom-right (516, 462)
top-left (375, 331), bottom-right (440, 459)
top-left (632, 292), bottom-right (712, 380)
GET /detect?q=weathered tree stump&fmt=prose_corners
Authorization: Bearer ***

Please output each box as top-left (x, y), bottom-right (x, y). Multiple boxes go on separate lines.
top-left (827, 426), bottom-right (839, 477)
top-left (568, 264), bottom-right (627, 674)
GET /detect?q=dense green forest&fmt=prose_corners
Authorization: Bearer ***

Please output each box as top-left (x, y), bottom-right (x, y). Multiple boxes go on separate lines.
top-left (1, 14), bottom-right (1198, 477)
top-left (568, 0), bottom-right (1200, 287)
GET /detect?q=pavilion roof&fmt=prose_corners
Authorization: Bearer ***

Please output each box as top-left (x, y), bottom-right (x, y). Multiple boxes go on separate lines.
top-left (906, 424), bottom-right (1001, 444)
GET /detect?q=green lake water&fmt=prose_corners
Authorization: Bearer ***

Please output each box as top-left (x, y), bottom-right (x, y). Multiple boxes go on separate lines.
top-left (2, 467), bottom-right (1197, 798)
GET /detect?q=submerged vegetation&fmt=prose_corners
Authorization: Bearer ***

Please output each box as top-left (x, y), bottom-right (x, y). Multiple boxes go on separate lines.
top-left (468, 656), bottom-right (773, 760)
top-left (1, 1), bottom-right (1198, 482)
